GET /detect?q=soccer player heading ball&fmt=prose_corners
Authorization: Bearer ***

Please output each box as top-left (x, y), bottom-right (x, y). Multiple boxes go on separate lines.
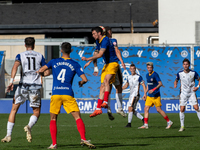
top-left (82, 26), bottom-right (125, 118)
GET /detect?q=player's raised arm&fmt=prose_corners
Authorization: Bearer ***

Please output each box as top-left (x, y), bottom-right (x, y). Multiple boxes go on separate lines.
top-left (114, 46), bottom-right (126, 70)
top-left (82, 49), bottom-right (105, 62)
top-left (7, 61), bottom-right (20, 92)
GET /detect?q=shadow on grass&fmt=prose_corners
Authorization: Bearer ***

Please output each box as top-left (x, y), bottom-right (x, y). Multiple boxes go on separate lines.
top-left (53, 143), bottom-right (150, 149)
top-left (11, 143), bottom-right (151, 149)
top-left (137, 135), bottom-right (193, 139)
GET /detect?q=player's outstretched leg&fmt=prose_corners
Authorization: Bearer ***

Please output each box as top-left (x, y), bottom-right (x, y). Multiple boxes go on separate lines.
top-left (101, 91), bottom-right (109, 108)
top-left (90, 98), bottom-right (103, 117)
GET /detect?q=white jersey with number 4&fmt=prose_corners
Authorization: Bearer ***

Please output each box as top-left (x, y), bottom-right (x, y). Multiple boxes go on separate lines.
top-left (15, 50), bottom-right (46, 89)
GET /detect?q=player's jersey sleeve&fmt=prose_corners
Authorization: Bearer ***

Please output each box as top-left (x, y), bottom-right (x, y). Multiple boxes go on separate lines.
top-left (46, 59), bottom-right (53, 69)
top-left (75, 63), bottom-right (84, 77)
top-left (40, 55), bottom-right (46, 66)
top-left (176, 72), bottom-right (180, 81)
top-left (112, 39), bottom-right (118, 47)
top-left (138, 76), bottom-right (144, 84)
top-left (194, 71), bottom-right (200, 80)
top-left (15, 54), bottom-right (21, 62)
top-left (154, 72), bottom-right (161, 82)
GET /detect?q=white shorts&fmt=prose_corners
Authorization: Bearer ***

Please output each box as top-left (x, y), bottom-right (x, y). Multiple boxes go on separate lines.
top-left (14, 87), bottom-right (41, 108)
top-left (179, 92), bottom-right (198, 106)
top-left (128, 94), bottom-right (140, 109)
top-left (113, 67), bottom-right (122, 86)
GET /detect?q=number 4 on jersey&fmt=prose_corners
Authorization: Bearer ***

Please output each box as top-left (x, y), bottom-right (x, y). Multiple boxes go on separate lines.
top-left (57, 69), bottom-right (66, 83)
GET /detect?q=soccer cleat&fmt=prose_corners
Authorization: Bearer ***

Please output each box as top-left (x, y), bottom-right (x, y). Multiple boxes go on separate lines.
top-left (89, 109), bottom-right (102, 117)
top-left (125, 123), bottom-right (131, 128)
top-left (24, 125), bottom-right (32, 142)
top-left (138, 124), bottom-right (148, 129)
top-left (107, 109), bottom-right (115, 120)
top-left (47, 144), bottom-right (57, 149)
top-left (179, 126), bottom-right (185, 132)
top-left (116, 109), bottom-right (127, 117)
top-left (1, 135), bottom-right (11, 143)
top-left (101, 102), bottom-right (108, 108)
top-left (80, 139), bottom-right (96, 149)
top-left (166, 121), bottom-right (173, 129)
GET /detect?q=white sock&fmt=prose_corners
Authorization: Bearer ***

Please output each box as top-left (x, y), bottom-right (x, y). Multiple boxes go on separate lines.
top-left (116, 93), bottom-right (122, 109)
top-left (196, 110), bottom-right (200, 120)
top-left (108, 96), bottom-right (111, 109)
top-left (7, 121), bottom-right (14, 136)
top-left (179, 112), bottom-right (185, 127)
top-left (133, 111), bottom-right (144, 120)
top-left (128, 112), bottom-right (133, 123)
top-left (28, 115), bottom-right (38, 129)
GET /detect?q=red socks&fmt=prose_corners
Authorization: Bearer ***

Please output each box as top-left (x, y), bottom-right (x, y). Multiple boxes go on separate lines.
top-left (144, 118), bottom-right (148, 124)
top-left (97, 99), bottom-right (103, 109)
top-left (50, 120), bottom-right (57, 145)
top-left (164, 116), bottom-right (170, 122)
top-left (76, 118), bottom-right (86, 140)
top-left (104, 91), bottom-right (110, 102)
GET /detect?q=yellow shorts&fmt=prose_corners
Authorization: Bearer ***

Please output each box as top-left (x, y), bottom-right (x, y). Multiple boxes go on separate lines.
top-left (50, 95), bottom-right (79, 114)
top-left (145, 96), bottom-right (162, 107)
top-left (101, 62), bottom-right (119, 84)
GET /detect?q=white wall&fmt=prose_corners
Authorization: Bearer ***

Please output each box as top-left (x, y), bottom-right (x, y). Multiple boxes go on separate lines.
top-left (159, 0), bottom-right (200, 44)
top-left (113, 33), bottom-right (159, 45)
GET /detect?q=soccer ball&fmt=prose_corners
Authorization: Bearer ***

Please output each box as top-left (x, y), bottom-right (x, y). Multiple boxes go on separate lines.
top-left (99, 26), bottom-right (106, 35)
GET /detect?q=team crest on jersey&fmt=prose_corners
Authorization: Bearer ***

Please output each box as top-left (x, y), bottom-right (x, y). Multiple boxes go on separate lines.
top-left (115, 63), bottom-right (140, 93)
top-left (151, 78), bottom-right (153, 81)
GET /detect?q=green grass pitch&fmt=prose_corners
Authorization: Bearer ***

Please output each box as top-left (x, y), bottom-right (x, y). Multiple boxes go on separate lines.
top-left (0, 113), bottom-right (200, 150)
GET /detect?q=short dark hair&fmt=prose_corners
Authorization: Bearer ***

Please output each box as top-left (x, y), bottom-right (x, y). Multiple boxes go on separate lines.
top-left (105, 26), bottom-right (112, 36)
top-left (91, 27), bottom-right (103, 35)
top-left (130, 64), bottom-right (136, 68)
top-left (61, 42), bottom-right (71, 54)
top-left (25, 37), bottom-right (35, 49)
top-left (105, 26), bottom-right (111, 32)
top-left (183, 58), bottom-right (190, 65)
